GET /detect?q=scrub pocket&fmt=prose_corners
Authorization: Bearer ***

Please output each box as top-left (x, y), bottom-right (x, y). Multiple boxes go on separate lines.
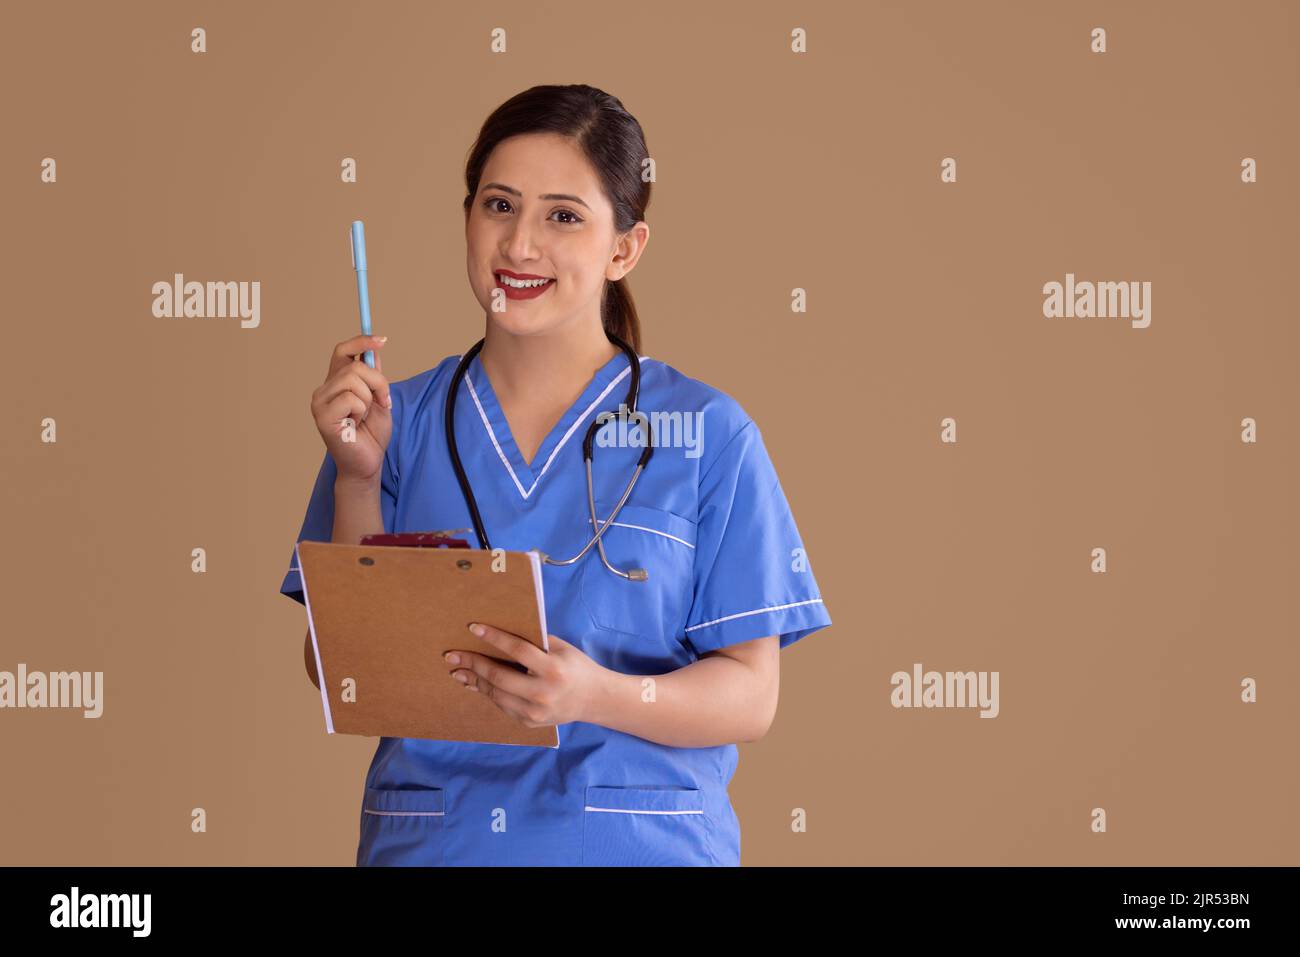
top-left (357, 786), bottom-right (446, 867)
top-left (581, 785), bottom-right (715, 866)
top-left (580, 503), bottom-right (697, 640)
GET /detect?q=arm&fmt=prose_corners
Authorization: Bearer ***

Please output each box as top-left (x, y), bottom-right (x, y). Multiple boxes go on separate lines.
top-left (302, 475), bottom-right (386, 687)
top-left (304, 628), bottom-right (318, 689)
top-left (588, 636), bottom-right (780, 748)
top-left (447, 625), bottom-right (782, 749)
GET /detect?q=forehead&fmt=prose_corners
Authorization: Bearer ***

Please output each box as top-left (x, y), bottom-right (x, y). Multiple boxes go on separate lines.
top-left (480, 133), bottom-right (607, 209)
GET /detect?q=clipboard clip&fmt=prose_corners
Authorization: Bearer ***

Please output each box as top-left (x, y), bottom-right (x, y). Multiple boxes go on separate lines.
top-left (359, 529), bottom-right (474, 549)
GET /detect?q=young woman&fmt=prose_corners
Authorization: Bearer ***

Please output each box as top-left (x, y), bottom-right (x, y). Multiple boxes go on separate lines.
top-left (280, 84), bottom-right (832, 866)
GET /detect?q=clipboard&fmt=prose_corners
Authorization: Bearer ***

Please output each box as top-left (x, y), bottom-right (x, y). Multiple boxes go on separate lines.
top-left (294, 537), bottom-right (558, 747)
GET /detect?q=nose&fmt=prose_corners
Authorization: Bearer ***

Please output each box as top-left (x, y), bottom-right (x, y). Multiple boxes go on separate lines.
top-left (502, 214), bottom-right (542, 265)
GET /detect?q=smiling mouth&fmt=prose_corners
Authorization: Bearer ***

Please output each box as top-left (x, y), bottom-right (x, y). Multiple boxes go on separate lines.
top-left (495, 272), bottom-right (554, 289)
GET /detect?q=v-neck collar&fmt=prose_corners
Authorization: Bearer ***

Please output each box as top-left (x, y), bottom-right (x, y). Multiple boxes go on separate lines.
top-left (462, 348), bottom-right (641, 500)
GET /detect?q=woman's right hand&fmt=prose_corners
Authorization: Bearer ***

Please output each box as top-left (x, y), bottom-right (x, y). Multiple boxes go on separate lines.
top-left (311, 334), bottom-right (393, 484)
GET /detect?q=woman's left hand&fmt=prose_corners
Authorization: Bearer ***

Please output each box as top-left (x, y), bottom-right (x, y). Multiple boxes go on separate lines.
top-left (444, 623), bottom-right (608, 728)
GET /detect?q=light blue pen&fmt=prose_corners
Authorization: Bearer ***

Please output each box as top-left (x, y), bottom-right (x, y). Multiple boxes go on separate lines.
top-left (350, 220), bottom-right (375, 367)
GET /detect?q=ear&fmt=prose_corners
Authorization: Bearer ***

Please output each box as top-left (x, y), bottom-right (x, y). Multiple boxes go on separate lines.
top-left (608, 221), bottom-right (650, 281)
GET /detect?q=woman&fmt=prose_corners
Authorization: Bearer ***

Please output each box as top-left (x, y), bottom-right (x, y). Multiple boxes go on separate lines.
top-left (280, 84), bottom-right (832, 866)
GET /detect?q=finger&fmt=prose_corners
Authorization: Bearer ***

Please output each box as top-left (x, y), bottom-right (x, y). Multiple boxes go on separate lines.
top-left (445, 650), bottom-right (535, 700)
top-left (321, 393), bottom-right (366, 432)
top-left (328, 334), bottom-right (389, 379)
top-left (330, 366), bottom-right (391, 414)
top-left (320, 370), bottom-right (383, 421)
top-left (455, 672), bottom-right (542, 726)
top-left (341, 359), bottom-right (392, 410)
top-left (468, 622), bottom-right (548, 673)
top-left (319, 384), bottom-right (369, 427)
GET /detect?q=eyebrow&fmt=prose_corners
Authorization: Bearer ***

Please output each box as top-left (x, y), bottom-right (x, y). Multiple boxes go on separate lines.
top-left (481, 182), bottom-right (591, 211)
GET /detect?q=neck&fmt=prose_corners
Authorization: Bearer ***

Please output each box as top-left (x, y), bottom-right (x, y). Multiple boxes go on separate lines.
top-left (478, 318), bottom-right (620, 401)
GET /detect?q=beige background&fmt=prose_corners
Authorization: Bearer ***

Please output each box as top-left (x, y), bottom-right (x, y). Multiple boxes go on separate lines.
top-left (1, 0), bottom-right (1296, 865)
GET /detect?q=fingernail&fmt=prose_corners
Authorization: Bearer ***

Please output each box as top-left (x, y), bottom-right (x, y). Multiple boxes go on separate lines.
top-left (376, 336), bottom-right (388, 343)
top-left (385, 396), bottom-right (393, 408)
top-left (469, 623), bottom-right (485, 637)
top-left (444, 652), bottom-right (460, 665)
top-left (452, 671), bottom-right (468, 683)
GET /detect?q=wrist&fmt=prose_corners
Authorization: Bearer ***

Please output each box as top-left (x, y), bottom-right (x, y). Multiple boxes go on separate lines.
top-left (584, 666), bottom-right (630, 729)
top-left (334, 473), bottom-right (380, 497)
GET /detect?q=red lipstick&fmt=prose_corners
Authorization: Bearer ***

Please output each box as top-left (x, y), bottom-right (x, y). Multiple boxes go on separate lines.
top-left (494, 268), bottom-right (555, 301)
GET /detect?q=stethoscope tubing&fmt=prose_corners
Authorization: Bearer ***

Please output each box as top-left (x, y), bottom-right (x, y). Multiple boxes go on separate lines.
top-left (444, 332), bottom-right (654, 580)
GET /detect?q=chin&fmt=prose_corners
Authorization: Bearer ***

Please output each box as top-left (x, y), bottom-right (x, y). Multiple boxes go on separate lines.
top-left (487, 310), bottom-right (561, 338)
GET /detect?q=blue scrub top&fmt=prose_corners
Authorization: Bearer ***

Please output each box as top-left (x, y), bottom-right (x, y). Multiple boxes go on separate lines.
top-left (280, 349), bottom-right (832, 866)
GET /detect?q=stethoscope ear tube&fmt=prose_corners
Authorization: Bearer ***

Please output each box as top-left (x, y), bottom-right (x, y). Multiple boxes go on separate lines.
top-left (445, 337), bottom-right (492, 551)
top-left (443, 331), bottom-right (652, 580)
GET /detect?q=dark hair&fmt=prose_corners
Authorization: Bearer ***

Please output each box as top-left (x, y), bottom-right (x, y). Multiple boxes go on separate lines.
top-left (462, 84), bottom-right (651, 353)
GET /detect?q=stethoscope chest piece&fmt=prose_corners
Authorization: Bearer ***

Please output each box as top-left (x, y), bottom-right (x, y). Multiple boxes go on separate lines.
top-left (444, 333), bottom-right (654, 582)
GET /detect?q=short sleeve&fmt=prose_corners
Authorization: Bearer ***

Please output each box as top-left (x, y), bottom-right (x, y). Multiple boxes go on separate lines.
top-left (683, 420), bottom-right (832, 653)
top-left (278, 443), bottom-right (399, 607)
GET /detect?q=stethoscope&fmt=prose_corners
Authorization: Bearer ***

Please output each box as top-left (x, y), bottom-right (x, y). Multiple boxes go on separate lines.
top-left (444, 332), bottom-right (655, 581)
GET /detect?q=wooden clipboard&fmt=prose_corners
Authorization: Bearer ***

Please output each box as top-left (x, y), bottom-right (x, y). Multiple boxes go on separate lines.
top-left (294, 538), bottom-right (558, 747)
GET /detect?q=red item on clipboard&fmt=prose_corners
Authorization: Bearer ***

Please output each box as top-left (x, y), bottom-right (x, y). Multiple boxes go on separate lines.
top-left (358, 530), bottom-right (473, 549)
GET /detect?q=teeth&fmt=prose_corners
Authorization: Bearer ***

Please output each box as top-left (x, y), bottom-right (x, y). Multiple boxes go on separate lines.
top-left (498, 274), bottom-right (552, 288)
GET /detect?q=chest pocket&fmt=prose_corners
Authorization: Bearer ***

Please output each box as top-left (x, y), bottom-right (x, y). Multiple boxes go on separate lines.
top-left (579, 503), bottom-right (697, 640)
